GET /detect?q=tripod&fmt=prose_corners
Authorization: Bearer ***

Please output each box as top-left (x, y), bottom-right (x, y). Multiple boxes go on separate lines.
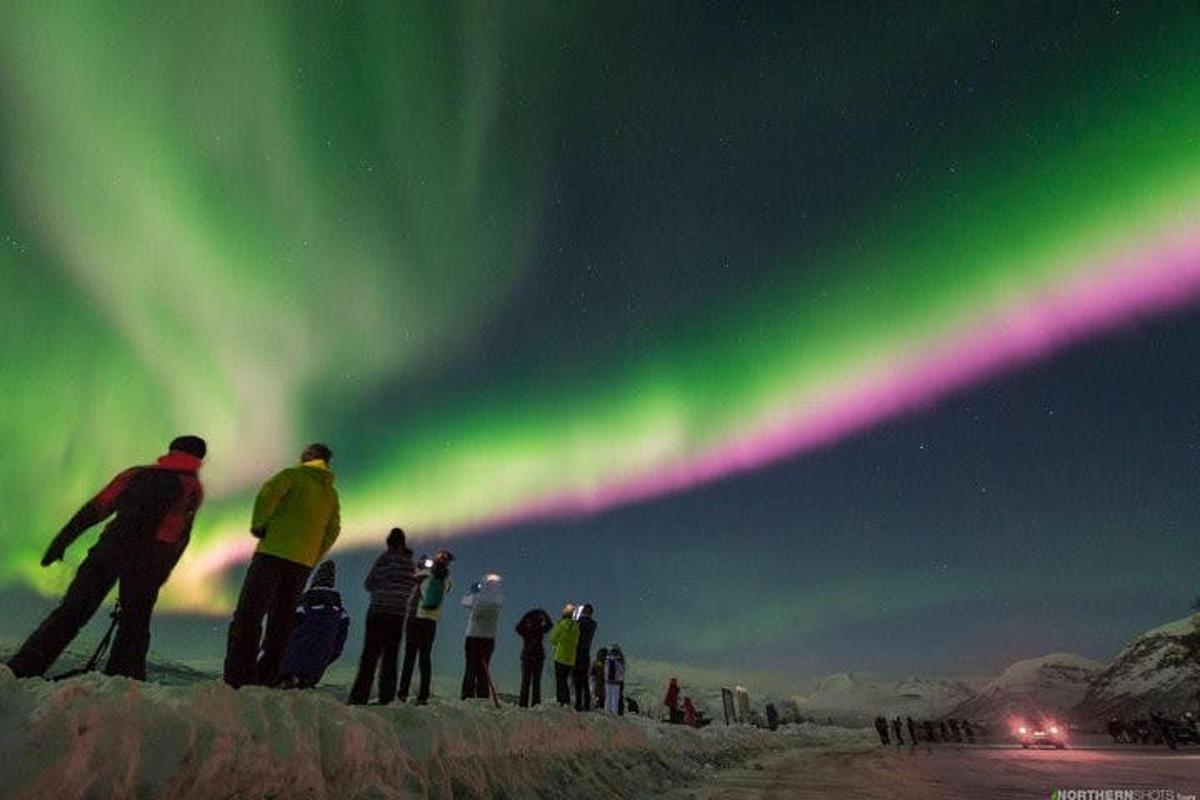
top-left (51, 603), bottom-right (120, 681)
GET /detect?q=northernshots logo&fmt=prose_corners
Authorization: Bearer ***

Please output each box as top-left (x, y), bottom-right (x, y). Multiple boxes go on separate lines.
top-left (1051, 791), bottom-right (1196, 800)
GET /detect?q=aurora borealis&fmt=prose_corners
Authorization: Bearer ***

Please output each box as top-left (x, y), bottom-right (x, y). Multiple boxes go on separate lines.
top-left (2, 2), bottom-right (1200, 674)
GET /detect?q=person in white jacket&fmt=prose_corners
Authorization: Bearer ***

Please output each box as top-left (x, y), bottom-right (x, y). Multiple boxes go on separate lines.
top-left (460, 573), bottom-right (504, 700)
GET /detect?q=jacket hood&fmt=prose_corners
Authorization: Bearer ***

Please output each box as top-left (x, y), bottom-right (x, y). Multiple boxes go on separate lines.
top-left (299, 462), bottom-right (335, 484)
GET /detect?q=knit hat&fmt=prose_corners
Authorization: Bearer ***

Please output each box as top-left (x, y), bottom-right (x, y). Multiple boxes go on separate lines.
top-left (169, 435), bottom-right (207, 459)
top-left (387, 527), bottom-right (406, 549)
top-left (312, 560), bottom-right (336, 588)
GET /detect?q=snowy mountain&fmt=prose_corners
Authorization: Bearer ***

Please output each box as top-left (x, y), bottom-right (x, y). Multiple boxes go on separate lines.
top-left (793, 672), bottom-right (978, 723)
top-left (945, 653), bottom-right (1102, 723)
top-left (1074, 614), bottom-right (1200, 722)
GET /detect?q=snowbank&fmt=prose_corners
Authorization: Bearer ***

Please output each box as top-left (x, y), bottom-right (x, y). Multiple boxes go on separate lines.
top-left (0, 667), bottom-right (864, 800)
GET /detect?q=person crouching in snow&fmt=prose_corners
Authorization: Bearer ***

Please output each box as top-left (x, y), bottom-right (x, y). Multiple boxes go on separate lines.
top-left (276, 560), bottom-right (349, 688)
top-left (460, 573), bottom-right (504, 700)
top-left (603, 644), bottom-right (626, 714)
top-left (548, 604), bottom-right (580, 706)
top-left (682, 696), bottom-right (701, 728)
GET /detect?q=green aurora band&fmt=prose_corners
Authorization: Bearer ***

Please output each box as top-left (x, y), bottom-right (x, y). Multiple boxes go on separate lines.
top-left (1, 3), bottom-right (1198, 610)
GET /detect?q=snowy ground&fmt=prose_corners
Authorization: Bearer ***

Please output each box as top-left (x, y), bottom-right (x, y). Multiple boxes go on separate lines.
top-left (0, 665), bottom-right (867, 800)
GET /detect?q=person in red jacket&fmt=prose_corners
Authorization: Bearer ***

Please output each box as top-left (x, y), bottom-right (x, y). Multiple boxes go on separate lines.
top-left (664, 677), bottom-right (682, 723)
top-left (7, 436), bottom-right (207, 681)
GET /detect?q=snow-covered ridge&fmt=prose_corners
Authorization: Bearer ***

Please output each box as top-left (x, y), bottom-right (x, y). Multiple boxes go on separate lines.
top-left (793, 672), bottom-right (977, 723)
top-left (945, 653), bottom-right (1102, 723)
top-left (0, 666), bottom-right (868, 800)
top-left (1075, 613), bottom-right (1200, 722)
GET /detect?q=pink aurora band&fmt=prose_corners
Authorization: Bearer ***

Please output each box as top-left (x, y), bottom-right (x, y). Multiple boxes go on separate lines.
top-left (189, 221), bottom-right (1200, 592)
top-left (502, 222), bottom-right (1200, 522)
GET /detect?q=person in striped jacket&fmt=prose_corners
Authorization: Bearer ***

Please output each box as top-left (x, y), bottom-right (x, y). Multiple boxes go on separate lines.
top-left (347, 527), bottom-right (416, 704)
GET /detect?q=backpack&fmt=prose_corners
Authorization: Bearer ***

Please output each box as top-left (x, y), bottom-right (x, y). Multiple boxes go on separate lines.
top-left (421, 573), bottom-right (446, 610)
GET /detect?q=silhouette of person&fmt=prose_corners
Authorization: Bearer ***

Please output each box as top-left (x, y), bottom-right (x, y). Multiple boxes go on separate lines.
top-left (8, 436), bottom-right (206, 681)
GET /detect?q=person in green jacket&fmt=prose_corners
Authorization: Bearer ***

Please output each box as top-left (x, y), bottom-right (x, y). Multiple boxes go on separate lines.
top-left (549, 604), bottom-right (580, 706)
top-left (223, 443), bottom-right (341, 688)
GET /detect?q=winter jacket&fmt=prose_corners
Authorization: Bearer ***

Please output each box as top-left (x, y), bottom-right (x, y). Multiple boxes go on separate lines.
top-left (407, 568), bottom-right (453, 622)
top-left (515, 609), bottom-right (553, 659)
top-left (605, 653), bottom-right (626, 684)
top-left (45, 451), bottom-right (205, 562)
top-left (683, 698), bottom-right (699, 728)
top-left (277, 586), bottom-right (350, 685)
top-left (364, 547), bottom-right (416, 614)
top-left (574, 616), bottom-right (597, 666)
top-left (461, 581), bottom-right (504, 639)
top-left (664, 681), bottom-right (680, 711)
top-left (251, 462), bottom-right (340, 568)
top-left (549, 617), bottom-right (580, 666)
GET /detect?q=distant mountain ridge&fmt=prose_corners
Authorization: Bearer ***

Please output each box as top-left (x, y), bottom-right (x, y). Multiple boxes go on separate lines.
top-left (791, 615), bottom-right (1200, 726)
top-left (944, 653), bottom-right (1102, 723)
top-left (1073, 614), bottom-right (1200, 723)
top-left (793, 671), bottom-right (978, 723)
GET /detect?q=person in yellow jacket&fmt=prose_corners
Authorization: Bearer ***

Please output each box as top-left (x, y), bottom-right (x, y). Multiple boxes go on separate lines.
top-left (548, 604), bottom-right (580, 706)
top-left (223, 443), bottom-right (341, 688)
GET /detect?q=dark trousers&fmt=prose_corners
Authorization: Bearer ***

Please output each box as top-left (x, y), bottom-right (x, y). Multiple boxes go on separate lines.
top-left (460, 636), bottom-right (495, 700)
top-left (223, 552), bottom-right (311, 688)
top-left (8, 535), bottom-right (180, 680)
top-left (554, 660), bottom-right (572, 706)
top-left (573, 658), bottom-right (591, 711)
top-left (398, 617), bottom-right (437, 703)
top-left (347, 610), bottom-right (406, 704)
top-left (519, 652), bottom-right (544, 707)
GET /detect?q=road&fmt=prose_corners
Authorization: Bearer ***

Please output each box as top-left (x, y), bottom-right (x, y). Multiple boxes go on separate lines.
top-left (671, 743), bottom-right (1200, 800)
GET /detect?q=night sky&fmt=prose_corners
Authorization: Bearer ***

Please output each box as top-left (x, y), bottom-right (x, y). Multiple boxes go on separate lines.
top-left (1, 2), bottom-right (1198, 680)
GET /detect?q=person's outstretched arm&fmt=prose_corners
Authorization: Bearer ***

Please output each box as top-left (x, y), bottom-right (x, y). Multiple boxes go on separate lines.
top-left (250, 470), bottom-right (292, 536)
top-left (42, 468), bottom-right (138, 565)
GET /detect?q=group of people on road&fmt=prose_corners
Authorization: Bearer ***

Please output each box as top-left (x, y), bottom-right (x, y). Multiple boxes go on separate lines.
top-left (874, 715), bottom-right (976, 745)
top-left (5, 436), bottom-right (633, 715)
top-left (1109, 712), bottom-right (1200, 748)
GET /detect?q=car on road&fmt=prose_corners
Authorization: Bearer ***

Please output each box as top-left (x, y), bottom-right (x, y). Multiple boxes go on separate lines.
top-left (1013, 719), bottom-right (1067, 749)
